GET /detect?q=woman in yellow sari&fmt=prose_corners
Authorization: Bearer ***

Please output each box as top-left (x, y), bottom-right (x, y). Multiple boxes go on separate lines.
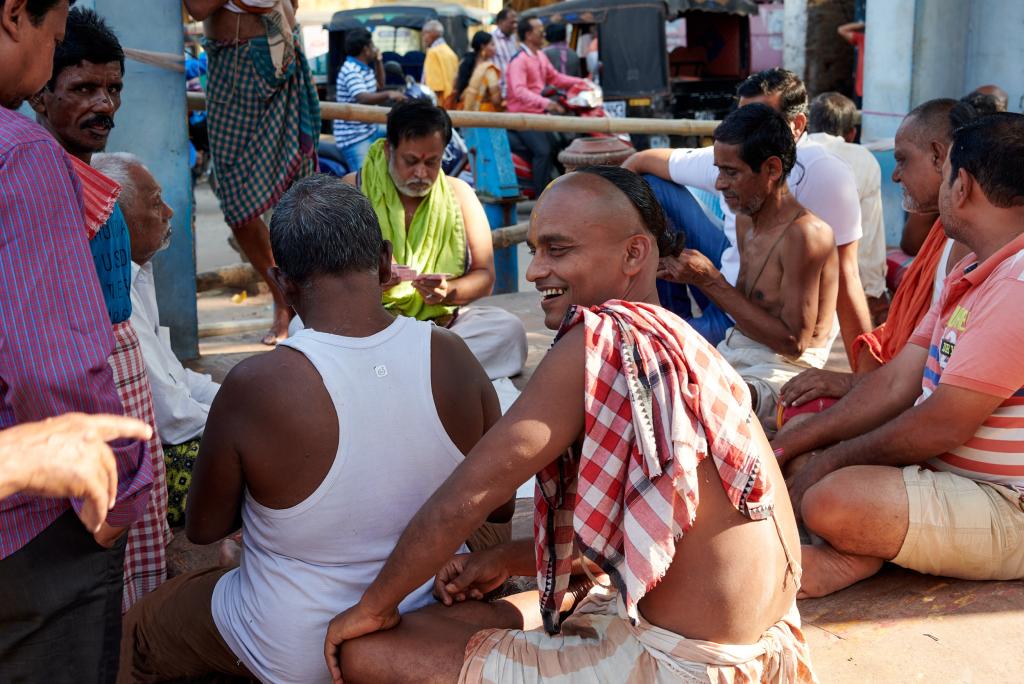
top-left (455, 32), bottom-right (503, 112)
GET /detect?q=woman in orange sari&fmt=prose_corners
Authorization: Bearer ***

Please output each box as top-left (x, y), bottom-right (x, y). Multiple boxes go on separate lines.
top-left (455, 32), bottom-right (503, 112)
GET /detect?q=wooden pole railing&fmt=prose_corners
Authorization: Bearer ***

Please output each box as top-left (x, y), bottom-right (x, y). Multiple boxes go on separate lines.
top-left (186, 92), bottom-right (720, 137)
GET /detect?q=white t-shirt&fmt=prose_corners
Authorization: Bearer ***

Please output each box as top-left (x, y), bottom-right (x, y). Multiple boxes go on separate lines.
top-left (129, 262), bottom-right (219, 444)
top-left (668, 134), bottom-right (863, 285)
top-left (808, 132), bottom-right (887, 297)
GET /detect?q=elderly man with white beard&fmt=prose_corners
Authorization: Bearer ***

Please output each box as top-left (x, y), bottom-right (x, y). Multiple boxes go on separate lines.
top-left (333, 100), bottom-right (527, 411)
top-left (92, 153), bottom-right (216, 528)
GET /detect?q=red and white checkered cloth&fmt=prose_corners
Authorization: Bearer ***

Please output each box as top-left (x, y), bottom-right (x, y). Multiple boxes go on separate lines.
top-left (109, 321), bottom-right (169, 612)
top-left (535, 301), bottom-right (775, 633)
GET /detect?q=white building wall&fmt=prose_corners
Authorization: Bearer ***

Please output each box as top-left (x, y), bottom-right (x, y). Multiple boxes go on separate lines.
top-left (863, 0), bottom-right (1023, 142)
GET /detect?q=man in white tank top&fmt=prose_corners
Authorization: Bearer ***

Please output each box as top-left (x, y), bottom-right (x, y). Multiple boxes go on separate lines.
top-left (119, 176), bottom-right (514, 683)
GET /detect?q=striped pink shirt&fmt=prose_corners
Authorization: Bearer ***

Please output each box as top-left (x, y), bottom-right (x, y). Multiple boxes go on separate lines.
top-left (0, 107), bottom-right (152, 558)
top-left (909, 231), bottom-right (1024, 492)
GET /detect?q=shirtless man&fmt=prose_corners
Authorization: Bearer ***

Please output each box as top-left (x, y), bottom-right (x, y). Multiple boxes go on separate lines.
top-left (182, 0), bottom-right (318, 345)
top-left (119, 176), bottom-right (513, 683)
top-left (324, 166), bottom-right (814, 684)
top-left (658, 104), bottom-right (838, 433)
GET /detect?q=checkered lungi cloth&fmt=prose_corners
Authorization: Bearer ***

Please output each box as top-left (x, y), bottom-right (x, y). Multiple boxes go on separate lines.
top-left (204, 28), bottom-right (320, 228)
top-left (109, 322), bottom-right (170, 612)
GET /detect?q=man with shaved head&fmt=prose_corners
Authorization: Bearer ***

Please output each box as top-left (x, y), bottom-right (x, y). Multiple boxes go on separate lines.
top-left (323, 167), bottom-right (815, 684)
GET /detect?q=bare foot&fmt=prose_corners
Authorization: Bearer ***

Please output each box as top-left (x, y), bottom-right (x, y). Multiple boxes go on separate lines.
top-left (261, 303), bottom-right (293, 346)
top-left (219, 535), bottom-right (243, 568)
top-left (797, 543), bottom-right (884, 599)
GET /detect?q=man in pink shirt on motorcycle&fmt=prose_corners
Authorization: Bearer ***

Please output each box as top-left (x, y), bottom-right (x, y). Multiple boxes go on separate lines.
top-left (506, 16), bottom-right (587, 197)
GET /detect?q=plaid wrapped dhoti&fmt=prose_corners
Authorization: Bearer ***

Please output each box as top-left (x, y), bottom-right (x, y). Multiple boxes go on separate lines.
top-left (109, 322), bottom-right (170, 612)
top-left (536, 301), bottom-right (776, 632)
top-left (204, 28), bottom-right (320, 228)
top-left (460, 588), bottom-right (817, 683)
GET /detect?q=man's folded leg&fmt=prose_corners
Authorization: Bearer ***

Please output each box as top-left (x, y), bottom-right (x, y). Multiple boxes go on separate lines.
top-left (891, 466), bottom-right (1024, 580)
top-left (340, 593), bottom-right (535, 684)
top-left (118, 567), bottom-right (253, 684)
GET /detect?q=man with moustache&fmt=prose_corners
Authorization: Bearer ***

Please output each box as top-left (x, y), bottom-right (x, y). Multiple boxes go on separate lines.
top-left (657, 104), bottom-right (839, 434)
top-left (337, 100), bottom-right (527, 407)
top-left (772, 113), bottom-right (1024, 598)
top-left (776, 99), bottom-right (973, 419)
top-left (0, 0), bottom-right (151, 678)
top-left (624, 69), bottom-right (872, 361)
top-left (31, 7), bottom-right (170, 611)
top-left (92, 152), bottom-right (204, 529)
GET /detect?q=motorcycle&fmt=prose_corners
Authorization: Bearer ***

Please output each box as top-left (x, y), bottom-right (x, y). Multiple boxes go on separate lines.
top-left (509, 81), bottom-right (614, 199)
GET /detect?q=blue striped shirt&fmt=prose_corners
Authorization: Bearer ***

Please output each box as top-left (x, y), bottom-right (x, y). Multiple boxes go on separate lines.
top-left (0, 107), bottom-right (152, 558)
top-left (334, 57), bottom-right (379, 149)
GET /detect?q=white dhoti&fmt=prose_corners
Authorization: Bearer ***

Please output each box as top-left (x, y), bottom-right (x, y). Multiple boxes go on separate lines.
top-left (459, 589), bottom-right (818, 684)
top-left (448, 306), bottom-right (528, 413)
top-left (717, 327), bottom-right (833, 435)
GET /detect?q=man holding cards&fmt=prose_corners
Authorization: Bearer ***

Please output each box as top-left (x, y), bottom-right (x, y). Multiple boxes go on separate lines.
top-left (341, 100), bottom-right (527, 407)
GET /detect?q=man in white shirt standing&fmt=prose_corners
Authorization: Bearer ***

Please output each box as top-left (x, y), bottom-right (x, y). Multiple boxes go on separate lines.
top-left (624, 68), bottom-right (873, 360)
top-left (808, 91), bottom-right (888, 323)
top-left (93, 152), bottom-right (216, 527)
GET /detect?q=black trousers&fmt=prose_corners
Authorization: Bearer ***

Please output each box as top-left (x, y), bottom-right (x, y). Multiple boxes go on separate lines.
top-left (0, 510), bottom-right (127, 683)
top-left (509, 129), bottom-right (559, 198)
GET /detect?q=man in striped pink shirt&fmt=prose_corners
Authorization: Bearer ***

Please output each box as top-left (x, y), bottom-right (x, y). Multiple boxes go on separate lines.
top-left (769, 112), bottom-right (1024, 597)
top-left (0, 0), bottom-right (151, 679)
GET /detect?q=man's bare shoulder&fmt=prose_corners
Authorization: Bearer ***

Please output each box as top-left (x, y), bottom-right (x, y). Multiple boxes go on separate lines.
top-left (788, 208), bottom-right (836, 251)
top-left (447, 175), bottom-right (482, 209)
top-left (430, 325), bottom-right (484, 377)
top-left (217, 346), bottom-right (319, 417)
top-left (342, 172), bottom-right (358, 187)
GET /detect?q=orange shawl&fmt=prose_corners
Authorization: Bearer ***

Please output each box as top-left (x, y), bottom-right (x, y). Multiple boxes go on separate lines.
top-left (851, 218), bottom-right (946, 370)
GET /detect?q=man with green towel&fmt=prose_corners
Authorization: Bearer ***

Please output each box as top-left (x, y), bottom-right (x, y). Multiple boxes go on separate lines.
top-left (332, 100), bottom-right (528, 407)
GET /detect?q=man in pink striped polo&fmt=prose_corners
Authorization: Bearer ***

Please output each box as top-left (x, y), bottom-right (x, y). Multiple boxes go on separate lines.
top-left (772, 112), bottom-right (1024, 597)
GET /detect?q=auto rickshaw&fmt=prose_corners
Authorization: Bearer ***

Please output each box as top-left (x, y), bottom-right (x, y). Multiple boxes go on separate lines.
top-left (523, 0), bottom-right (763, 147)
top-left (325, 3), bottom-right (488, 102)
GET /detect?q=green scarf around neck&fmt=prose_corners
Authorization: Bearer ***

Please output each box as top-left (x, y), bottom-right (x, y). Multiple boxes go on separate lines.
top-left (361, 139), bottom-right (466, 320)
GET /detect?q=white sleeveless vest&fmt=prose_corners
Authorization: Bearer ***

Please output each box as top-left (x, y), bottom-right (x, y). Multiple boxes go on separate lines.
top-left (211, 317), bottom-right (467, 683)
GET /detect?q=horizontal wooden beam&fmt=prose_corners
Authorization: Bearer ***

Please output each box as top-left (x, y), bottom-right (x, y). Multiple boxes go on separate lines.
top-left (186, 92), bottom-right (719, 136)
top-left (196, 223), bottom-right (532, 293)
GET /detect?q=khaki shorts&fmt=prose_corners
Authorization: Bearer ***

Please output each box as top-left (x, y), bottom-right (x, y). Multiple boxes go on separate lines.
top-left (892, 467), bottom-right (1024, 580)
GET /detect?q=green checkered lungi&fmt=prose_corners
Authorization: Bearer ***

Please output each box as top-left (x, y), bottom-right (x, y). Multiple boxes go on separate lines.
top-left (163, 439), bottom-right (200, 528)
top-left (204, 29), bottom-right (320, 228)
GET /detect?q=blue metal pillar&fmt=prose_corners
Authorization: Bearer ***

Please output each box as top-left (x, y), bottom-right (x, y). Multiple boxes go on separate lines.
top-left (94, 1), bottom-right (196, 360)
top-left (463, 128), bottom-right (521, 294)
